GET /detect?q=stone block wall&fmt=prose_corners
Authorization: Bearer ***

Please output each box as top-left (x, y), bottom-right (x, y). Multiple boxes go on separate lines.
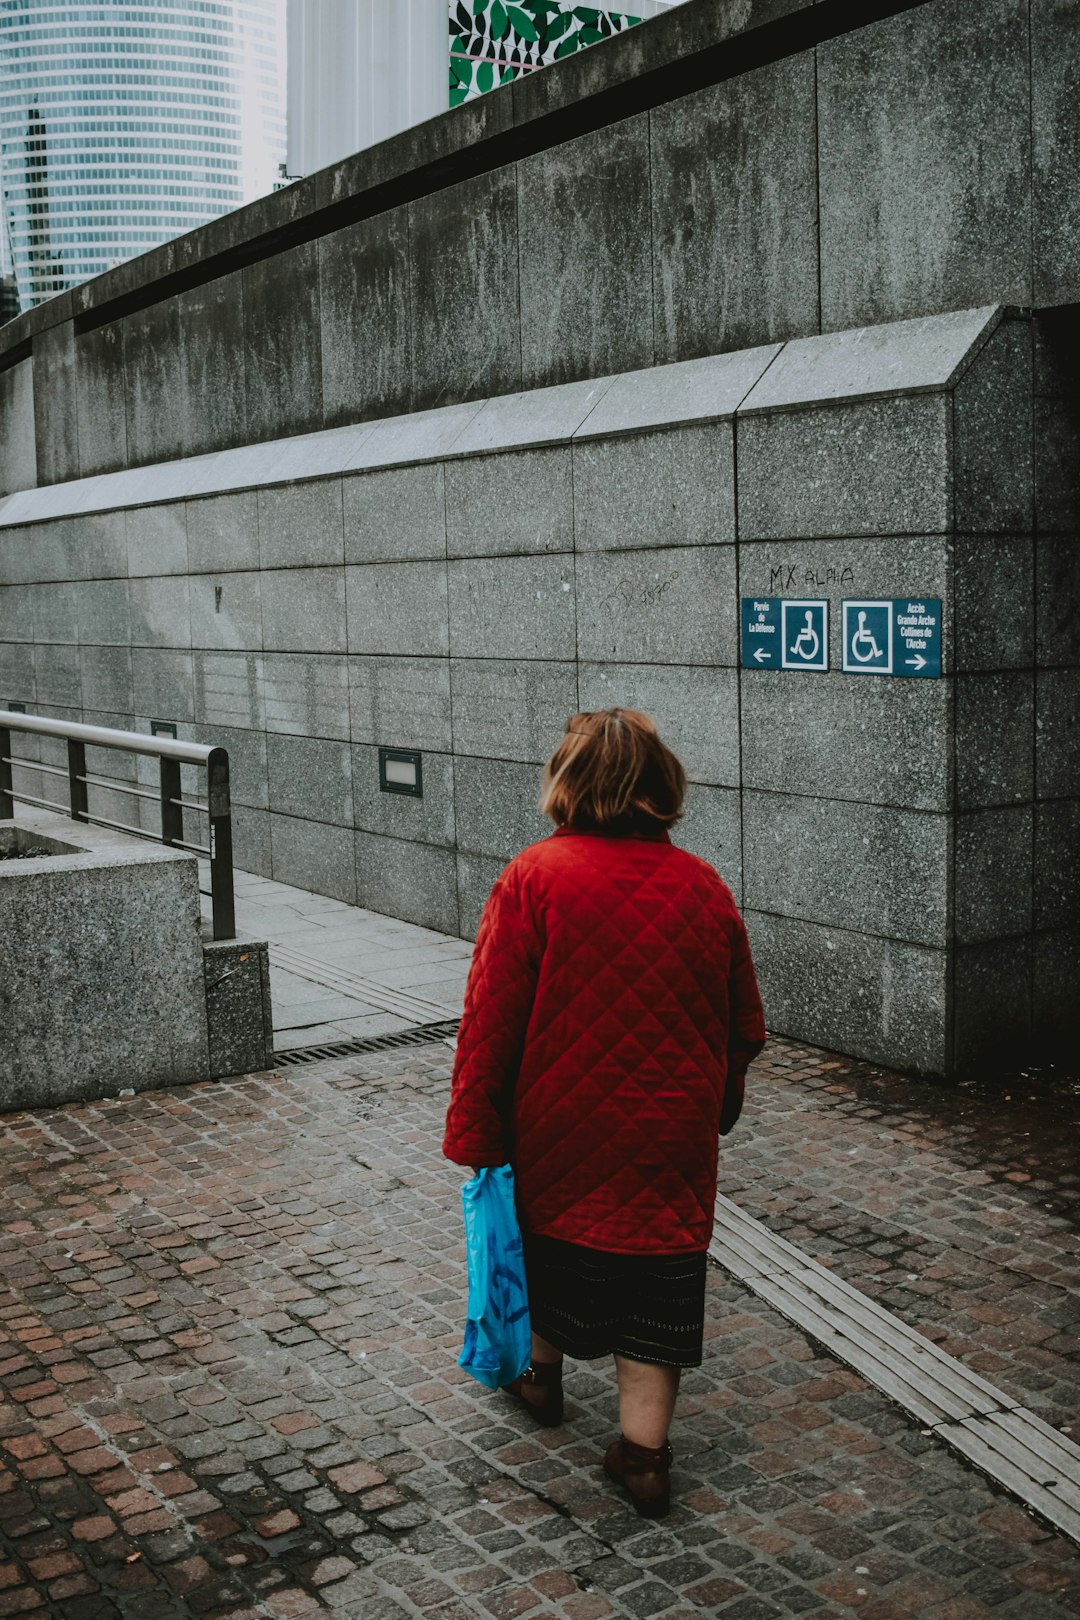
top-left (735, 312), bottom-right (1043, 1075)
top-left (1030, 306), bottom-right (1080, 1054)
top-left (0, 831), bottom-right (210, 1108)
top-left (1, 0), bottom-right (1079, 494)
top-left (0, 813), bottom-right (274, 1104)
top-left (2, 304), bottom-right (1075, 1077)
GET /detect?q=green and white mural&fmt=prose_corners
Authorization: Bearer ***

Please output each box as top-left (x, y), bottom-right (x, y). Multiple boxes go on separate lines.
top-left (449, 1), bottom-right (643, 107)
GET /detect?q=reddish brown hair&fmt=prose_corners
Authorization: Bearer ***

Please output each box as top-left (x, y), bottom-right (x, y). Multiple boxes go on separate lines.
top-left (539, 709), bottom-right (686, 833)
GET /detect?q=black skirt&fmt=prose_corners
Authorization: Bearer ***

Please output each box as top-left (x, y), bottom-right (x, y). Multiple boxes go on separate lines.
top-left (522, 1232), bottom-right (707, 1369)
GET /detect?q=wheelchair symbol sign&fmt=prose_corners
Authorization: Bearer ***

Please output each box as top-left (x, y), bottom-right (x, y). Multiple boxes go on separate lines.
top-left (780, 600), bottom-right (828, 671)
top-left (842, 601), bottom-right (893, 674)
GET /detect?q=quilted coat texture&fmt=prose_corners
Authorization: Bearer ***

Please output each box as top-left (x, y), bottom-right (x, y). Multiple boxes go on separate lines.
top-left (443, 828), bottom-right (766, 1254)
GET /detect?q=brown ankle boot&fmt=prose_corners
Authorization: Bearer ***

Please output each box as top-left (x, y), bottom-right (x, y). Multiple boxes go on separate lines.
top-left (603, 1434), bottom-right (673, 1518)
top-left (504, 1359), bottom-right (564, 1428)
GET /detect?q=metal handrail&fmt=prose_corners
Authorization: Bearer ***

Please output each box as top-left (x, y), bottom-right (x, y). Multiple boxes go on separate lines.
top-left (0, 709), bottom-right (235, 941)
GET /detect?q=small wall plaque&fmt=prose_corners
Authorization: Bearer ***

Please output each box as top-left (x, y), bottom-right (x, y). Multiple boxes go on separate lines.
top-left (379, 746), bottom-right (423, 798)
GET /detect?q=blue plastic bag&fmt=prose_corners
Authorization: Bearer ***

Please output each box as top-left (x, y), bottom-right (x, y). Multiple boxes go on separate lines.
top-left (458, 1165), bottom-right (531, 1389)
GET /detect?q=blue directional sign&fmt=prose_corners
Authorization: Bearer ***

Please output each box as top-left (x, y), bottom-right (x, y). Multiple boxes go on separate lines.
top-left (842, 600), bottom-right (893, 673)
top-left (892, 599), bottom-right (942, 678)
top-left (781, 599), bottom-right (828, 671)
top-left (842, 598), bottom-right (942, 678)
top-left (740, 598), bottom-right (782, 668)
top-left (741, 597), bottom-right (829, 671)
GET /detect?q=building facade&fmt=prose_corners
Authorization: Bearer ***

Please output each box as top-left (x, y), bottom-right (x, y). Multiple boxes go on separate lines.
top-left (286, 0), bottom-right (686, 177)
top-left (0, 203), bottom-right (16, 321)
top-left (449, 0), bottom-right (682, 108)
top-left (0, 0), bottom-right (285, 310)
top-left (286, 0), bottom-right (446, 179)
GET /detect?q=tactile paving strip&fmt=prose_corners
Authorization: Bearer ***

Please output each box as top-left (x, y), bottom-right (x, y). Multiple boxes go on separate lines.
top-left (271, 942), bottom-right (458, 1025)
top-left (710, 1192), bottom-right (1080, 1544)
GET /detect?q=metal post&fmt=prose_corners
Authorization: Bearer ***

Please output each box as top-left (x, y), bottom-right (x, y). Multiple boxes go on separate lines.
top-left (0, 727), bottom-right (12, 820)
top-left (206, 747), bottom-right (235, 941)
top-left (159, 757), bottom-right (183, 846)
top-left (67, 738), bottom-right (88, 821)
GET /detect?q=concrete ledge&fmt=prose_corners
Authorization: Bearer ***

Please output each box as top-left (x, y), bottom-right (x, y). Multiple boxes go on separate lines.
top-left (573, 345), bottom-right (781, 438)
top-left (0, 812), bottom-right (275, 1107)
top-left (450, 378), bottom-right (613, 456)
top-left (204, 938), bottom-right (274, 1080)
top-left (738, 305), bottom-right (1002, 413)
top-left (0, 307), bottom-right (1005, 530)
top-left (0, 821), bottom-right (210, 1110)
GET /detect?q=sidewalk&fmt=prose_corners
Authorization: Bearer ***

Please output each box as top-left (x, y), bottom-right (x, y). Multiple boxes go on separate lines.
top-left (716, 1046), bottom-right (1080, 1439)
top-left (215, 870), bottom-right (469, 1052)
top-left (226, 866), bottom-right (1080, 1457)
top-left (4, 811), bottom-right (1079, 1614)
top-left (1, 1034), bottom-right (1078, 1619)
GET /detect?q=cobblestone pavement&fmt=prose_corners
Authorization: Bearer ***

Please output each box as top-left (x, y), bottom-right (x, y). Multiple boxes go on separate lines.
top-left (0, 1041), bottom-right (1078, 1620)
top-left (718, 1047), bottom-right (1080, 1434)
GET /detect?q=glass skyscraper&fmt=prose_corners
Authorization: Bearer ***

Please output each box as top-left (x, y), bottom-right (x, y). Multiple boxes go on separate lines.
top-left (0, 0), bottom-right (285, 311)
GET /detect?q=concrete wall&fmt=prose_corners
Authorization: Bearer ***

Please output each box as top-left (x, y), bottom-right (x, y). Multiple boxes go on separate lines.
top-left (0, 827), bottom-right (210, 1108)
top-left (0, 814), bottom-right (274, 1104)
top-left (0, 0), bottom-right (1076, 1079)
top-left (2, 305), bottom-right (1075, 1077)
top-left (0, 0), bottom-right (1078, 493)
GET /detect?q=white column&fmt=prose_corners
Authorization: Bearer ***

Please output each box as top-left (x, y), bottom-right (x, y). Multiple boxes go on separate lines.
top-left (286, 0), bottom-right (447, 176)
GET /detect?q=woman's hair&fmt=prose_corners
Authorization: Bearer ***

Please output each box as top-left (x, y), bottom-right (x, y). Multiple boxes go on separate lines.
top-left (539, 709), bottom-right (686, 833)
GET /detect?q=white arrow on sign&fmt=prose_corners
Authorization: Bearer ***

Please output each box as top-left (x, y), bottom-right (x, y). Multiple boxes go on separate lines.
top-left (753, 647), bottom-right (770, 663)
top-left (906, 653), bottom-right (927, 670)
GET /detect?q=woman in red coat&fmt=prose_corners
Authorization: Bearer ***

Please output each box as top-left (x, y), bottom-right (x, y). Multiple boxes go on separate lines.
top-left (443, 709), bottom-right (765, 1517)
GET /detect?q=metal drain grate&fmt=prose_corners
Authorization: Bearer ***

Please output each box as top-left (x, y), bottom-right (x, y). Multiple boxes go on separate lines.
top-left (274, 1019), bottom-right (460, 1067)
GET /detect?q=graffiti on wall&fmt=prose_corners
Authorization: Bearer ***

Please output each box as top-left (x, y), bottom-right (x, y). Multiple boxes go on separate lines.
top-left (449, 2), bottom-right (643, 107)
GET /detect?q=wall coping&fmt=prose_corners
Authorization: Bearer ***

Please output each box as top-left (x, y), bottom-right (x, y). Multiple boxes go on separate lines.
top-left (739, 306), bottom-right (1003, 414)
top-left (0, 305), bottom-right (1003, 531)
top-left (0, 0), bottom-right (934, 363)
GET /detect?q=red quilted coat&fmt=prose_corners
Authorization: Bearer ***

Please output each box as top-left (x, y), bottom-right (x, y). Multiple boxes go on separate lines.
top-left (443, 828), bottom-right (766, 1254)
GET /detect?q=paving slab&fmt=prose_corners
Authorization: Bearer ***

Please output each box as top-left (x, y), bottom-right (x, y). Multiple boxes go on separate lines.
top-left (0, 1040), bottom-right (1078, 1619)
top-left (715, 1045), bottom-right (1080, 1441)
top-left (196, 865), bottom-right (471, 1045)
